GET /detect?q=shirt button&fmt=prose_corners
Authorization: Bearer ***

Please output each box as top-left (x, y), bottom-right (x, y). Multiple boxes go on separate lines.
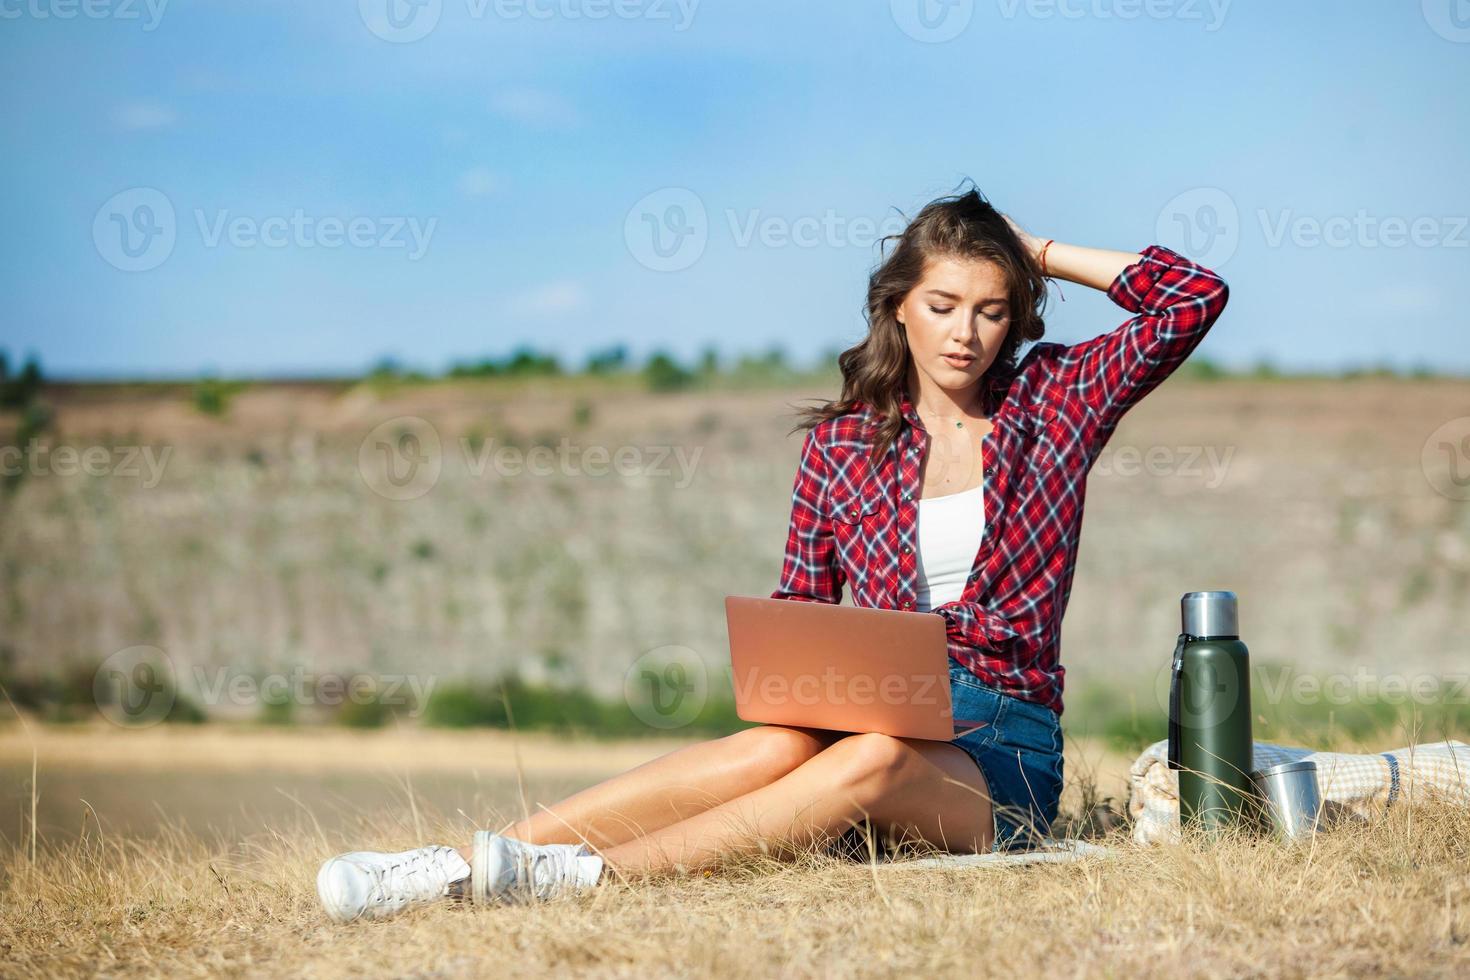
top-left (901, 545), bottom-right (911, 555)
top-left (902, 599), bottom-right (914, 609)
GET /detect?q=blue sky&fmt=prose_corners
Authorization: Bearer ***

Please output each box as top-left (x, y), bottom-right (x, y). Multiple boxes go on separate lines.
top-left (2, 0), bottom-right (1468, 378)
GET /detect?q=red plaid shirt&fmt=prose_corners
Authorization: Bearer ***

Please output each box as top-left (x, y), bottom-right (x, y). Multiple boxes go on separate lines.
top-left (771, 244), bottom-right (1231, 715)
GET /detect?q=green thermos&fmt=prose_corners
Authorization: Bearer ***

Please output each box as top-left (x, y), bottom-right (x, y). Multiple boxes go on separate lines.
top-left (1167, 590), bottom-right (1254, 832)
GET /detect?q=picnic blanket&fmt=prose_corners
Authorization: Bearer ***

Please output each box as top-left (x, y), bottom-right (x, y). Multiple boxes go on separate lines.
top-left (877, 838), bottom-right (1114, 868)
top-left (1128, 738), bottom-right (1470, 845)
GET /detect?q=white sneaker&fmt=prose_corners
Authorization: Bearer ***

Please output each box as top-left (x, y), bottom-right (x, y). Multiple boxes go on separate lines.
top-left (316, 845), bottom-right (470, 922)
top-left (470, 831), bottom-right (604, 905)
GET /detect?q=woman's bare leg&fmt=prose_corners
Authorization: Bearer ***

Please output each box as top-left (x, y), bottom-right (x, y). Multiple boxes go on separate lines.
top-left (474, 724), bottom-right (842, 853)
top-left (596, 732), bottom-right (993, 875)
top-left (323, 729), bottom-right (988, 921)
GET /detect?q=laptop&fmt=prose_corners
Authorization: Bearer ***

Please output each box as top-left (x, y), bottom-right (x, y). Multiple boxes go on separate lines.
top-left (724, 595), bottom-right (990, 741)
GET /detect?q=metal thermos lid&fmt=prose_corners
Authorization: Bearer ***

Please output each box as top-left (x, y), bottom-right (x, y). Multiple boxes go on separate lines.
top-left (1181, 590), bottom-right (1239, 638)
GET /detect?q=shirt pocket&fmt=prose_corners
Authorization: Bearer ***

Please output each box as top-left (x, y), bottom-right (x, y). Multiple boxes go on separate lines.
top-left (828, 481), bottom-right (882, 576)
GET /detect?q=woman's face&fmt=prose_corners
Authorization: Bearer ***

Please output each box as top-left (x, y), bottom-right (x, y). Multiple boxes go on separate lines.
top-left (895, 254), bottom-right (1011, 399)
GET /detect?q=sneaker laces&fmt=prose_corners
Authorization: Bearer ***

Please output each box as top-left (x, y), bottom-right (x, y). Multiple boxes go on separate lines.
top-left (511, 844), bottom-right (578, 900)
top-left (364, 847), bottom-right (464, 911)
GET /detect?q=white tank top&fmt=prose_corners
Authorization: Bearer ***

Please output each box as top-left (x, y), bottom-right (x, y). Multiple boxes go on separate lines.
top-left (914, 483), bottom-right (986, 613)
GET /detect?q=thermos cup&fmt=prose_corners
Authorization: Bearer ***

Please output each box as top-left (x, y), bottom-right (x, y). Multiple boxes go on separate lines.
top-left (1167, 591), bottom-right (1255, 832)
top-left (1250, 760), bottom-right (1323, 840)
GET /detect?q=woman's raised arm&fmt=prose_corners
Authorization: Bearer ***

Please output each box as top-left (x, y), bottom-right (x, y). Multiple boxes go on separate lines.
top-left (1061, 244), bottom-right (1230, 427)
top-left (1007, 220), bottom-right (1230, 429)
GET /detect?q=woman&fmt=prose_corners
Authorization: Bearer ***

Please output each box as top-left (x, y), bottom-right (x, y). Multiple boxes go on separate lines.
top-left (316, 186), bottom-right (1230, 922)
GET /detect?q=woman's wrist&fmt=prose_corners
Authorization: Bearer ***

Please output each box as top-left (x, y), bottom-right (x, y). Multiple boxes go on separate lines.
top-left (1035, 237), bottom-right (1055, 276)
top-left (1003, 214), bottom-right (1141, 289)
top-left (1035, 241), bottom-right (1144, 292)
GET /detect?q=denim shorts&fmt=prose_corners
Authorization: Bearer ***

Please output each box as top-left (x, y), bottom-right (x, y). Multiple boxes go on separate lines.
top-left (947, 658), bottom-right (1065, 852)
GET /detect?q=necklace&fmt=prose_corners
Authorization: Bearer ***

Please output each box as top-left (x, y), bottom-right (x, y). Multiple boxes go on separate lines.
top-left (913, 386), bottom-right (992, 435)
top-left (918, 407), bottom-right (985, 430)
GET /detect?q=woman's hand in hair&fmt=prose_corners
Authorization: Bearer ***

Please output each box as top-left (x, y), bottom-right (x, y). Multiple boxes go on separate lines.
top-left (1002, 214), bottom-right (1045, 262)
top-left (1003, 215), bottom-right (1145, 291)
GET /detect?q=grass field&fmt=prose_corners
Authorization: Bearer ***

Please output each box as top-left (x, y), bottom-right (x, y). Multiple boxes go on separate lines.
top-left (2, 376), bottom-right (1468, 975)
top-left (4, 725), bottom-right (1470, 978)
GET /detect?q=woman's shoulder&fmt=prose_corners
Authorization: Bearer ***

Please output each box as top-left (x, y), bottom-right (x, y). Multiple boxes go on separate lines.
top-left (808, 402), bottom-right (877, 450)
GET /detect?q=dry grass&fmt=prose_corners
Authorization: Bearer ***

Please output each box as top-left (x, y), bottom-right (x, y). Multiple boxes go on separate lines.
top-left (4, 794), bottom-right (1470, 977)
top-left (3, 727), bottom-right (1469, 978)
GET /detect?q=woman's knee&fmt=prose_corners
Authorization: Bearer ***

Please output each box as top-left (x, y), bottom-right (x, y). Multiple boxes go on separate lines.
top-left (722, 724), bottom-right (828, 776)
top-left (819, 732), bottom-right (920, 797)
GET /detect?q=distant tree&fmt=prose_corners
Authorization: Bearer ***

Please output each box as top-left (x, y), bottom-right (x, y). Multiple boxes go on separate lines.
top-left (368, 356), bottom-right (403, 379)
top-left (643, 350), bottom-right (695, 392)
top-left (585, 344), bottom-right (629, 375)
top-left (505, 345), bottom-right (561, 377)
top-left (0, 353), bottom-right (42, 409)
top-left (193, 377), bottom-right (245, 417)
top-left (448, 357), bottom-right (503, 378)
top-left (448, 346), bottom-right (561, 379)
top-left (732, 345), bottom-right (791, 383)
top-left (698, 345), bottom-right (720, 376)
top-left (0, 354), bottom-right (50, 494)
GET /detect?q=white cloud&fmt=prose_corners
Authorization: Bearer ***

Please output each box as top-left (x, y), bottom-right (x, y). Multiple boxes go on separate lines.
top-left (112, 103), bottom-right (178, 131)
top-left (456, 166), bottom-right (500, 198)
top-left (507, 281), bottom-right (588, 317)
top-left (1364, 282), bottom-right (1441, 316)
top-left (490, 87), bottom-right (579, 129)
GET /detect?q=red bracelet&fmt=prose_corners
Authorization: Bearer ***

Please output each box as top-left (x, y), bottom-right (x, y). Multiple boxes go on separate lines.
top-left (1037, 239), bottom-right (1065, 301)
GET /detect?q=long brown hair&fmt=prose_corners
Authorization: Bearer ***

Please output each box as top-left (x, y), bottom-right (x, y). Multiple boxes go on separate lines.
top-left (791, 182), bottom-right (1050, 466)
